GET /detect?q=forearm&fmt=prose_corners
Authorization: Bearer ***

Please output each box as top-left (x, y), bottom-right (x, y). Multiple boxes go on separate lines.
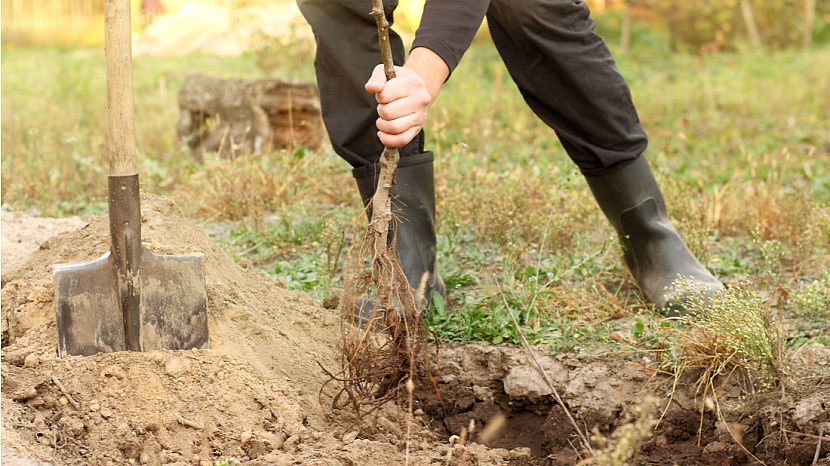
top-left (403, 47), bottom-right (449, 107)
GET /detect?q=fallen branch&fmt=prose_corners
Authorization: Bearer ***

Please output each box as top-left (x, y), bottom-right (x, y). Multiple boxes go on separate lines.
top-left (778, 427), bottom-right (830, 442)
top-left (51, 376), bottom-right (80, 410)
top-left (176, 415), bottom-right (205, 430)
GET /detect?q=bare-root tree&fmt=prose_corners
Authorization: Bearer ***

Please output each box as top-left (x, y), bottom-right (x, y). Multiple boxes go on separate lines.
top-left (320, 0), bottom-right (436, 429)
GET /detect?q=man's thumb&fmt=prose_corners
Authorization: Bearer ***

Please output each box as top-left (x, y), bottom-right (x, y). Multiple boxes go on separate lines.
top-left (365, 64), bottom-right (388, 92)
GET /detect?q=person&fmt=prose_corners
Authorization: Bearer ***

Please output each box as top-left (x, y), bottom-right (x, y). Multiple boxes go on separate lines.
top-left (296, 0), bottom-right (723, 315)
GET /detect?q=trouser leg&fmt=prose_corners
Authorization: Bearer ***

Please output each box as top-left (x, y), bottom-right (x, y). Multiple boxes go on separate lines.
top-left (486, 0), bottom-right (648, 176)
top-left (296, 0), bottom-right (424, 166)
top-left (486, 0), bottom-right (721, 313)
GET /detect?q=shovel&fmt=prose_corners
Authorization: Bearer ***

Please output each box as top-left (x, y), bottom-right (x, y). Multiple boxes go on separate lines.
top-left (53, 0), bottom-right (209, 357)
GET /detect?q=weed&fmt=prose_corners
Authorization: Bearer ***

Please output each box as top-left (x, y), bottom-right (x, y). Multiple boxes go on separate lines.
top-left (816, 205), bottom-right (830, 247)
top-left (629, 315), bottom-right (683, 365)
top-left (225, 209), bottom-right (353, 299)
top-left (427, 234), bottom-right (622, 350)
top-left (178, 146), bottom-right (341, 224)
top-left (434, 227), bottom-right (483, 290)
top-left (578, 397), bottom-right (659, 466)
top-left (752, 229), bottom-right (787, 287)
top-left (670, 277), bottom-right (787, 390)
top-left (266, 246), bottom-right (345, 298)
top-left (707, 237), bottom-right (759, 284)
top-left (789, 272), bottom-right (830, 324)
top-left (657, 169), bottom-right (714, 263)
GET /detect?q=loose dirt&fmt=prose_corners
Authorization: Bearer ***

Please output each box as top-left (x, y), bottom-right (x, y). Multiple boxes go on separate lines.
top-left (2, 195), bottom-right (828, 466)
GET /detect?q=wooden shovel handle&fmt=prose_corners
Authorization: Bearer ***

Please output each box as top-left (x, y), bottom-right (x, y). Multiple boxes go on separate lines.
top-left (104, 0), bottom-right (138, 177)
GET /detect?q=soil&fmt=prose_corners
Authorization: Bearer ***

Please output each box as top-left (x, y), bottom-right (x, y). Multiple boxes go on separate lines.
top-left (2, 195), bottom-right (829, 466)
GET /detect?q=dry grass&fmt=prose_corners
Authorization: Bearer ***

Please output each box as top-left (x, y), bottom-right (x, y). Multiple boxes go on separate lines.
top-left (174, 148), bottom-right (344, 223)
top-left (1, 43), bottom-right (828, 356)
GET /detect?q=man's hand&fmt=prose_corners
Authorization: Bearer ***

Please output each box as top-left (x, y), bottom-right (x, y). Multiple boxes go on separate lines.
top-left (365, 65), bottom-right (431, 148)
top-left (365, 47), bottom-right (450, 148)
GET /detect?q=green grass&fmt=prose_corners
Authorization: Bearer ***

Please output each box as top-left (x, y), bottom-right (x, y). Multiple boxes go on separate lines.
top-left (2, 37), bottom-right (829, 372)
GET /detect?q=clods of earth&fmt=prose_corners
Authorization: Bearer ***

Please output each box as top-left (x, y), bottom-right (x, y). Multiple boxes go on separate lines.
top-left (2, 195), bottom-right (828, 465)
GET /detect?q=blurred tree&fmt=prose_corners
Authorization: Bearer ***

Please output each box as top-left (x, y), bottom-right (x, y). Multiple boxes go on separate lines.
top-left (396, 0), bottom-right (423, 34)
top-left (642, 0), bottom-right (829, 52)
top-left (803, 0), bottom-right (816, 49)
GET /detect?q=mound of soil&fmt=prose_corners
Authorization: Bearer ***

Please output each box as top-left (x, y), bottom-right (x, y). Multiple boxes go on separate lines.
top-left (0, 195), bottom-right (525, 466)
top-left (2, 194), bottom-right (828, 466)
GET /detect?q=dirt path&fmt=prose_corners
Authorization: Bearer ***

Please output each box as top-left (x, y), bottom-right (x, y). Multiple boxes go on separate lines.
top-left (2, 196), bottom-right (828, 466)
top-left (0, 211), bottom-right (86, 276)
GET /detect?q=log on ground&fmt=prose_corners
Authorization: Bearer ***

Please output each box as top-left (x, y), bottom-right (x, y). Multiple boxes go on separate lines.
top-left (176, 74), bottom-right (327, 157)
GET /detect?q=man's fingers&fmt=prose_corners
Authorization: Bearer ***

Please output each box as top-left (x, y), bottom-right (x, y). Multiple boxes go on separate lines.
top-left (376, 100), bottom-right (410, 121)
top-left (365, 64), bottom-right (430, 148)
top-left (377, 125), bottom-right (422, 148)
top-left (375, 110), bottom-right (423, 136)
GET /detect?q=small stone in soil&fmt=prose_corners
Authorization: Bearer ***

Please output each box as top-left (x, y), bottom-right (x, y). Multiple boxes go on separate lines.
top-left (322, 295), bottom-right (339, 309)
top-left (165, 357), bottom-right (192, 378)
top-left (342, 431), bottom-right (358, 445)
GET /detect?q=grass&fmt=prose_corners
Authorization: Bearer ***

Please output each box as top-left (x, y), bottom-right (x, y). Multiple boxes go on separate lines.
top-left (2, 29), bottom-right (829, 387)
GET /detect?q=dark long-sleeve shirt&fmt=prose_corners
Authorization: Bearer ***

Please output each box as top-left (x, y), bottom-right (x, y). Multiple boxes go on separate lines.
top-left (411, 0), bottom-right (490, 75)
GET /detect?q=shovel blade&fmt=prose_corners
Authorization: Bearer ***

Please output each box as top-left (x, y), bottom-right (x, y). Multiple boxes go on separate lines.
top-left (54, 248), bottom-right (209, 357)
top-left (54, 252), bottom-right (125, 357)
top-left (138, 248), bottom-right (209, 352)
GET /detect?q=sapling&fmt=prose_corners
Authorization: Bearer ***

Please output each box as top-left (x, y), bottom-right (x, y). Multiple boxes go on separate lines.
top-left (321, 1), bottom-right (434, 433)
top-left (366, 0), bottom-right (406, 325)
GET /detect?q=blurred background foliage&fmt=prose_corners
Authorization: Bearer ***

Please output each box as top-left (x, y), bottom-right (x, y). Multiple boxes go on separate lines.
top-left (641, 0), bottom-right (830, 52)
top-left (2, 0), bottom-right (829, 53)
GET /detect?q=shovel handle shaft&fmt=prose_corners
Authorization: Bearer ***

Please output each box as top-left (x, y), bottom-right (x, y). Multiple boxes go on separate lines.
top-left (105, 0), bottom-right (141, 351)
top-left (104, 0), bottom-right (138, 177)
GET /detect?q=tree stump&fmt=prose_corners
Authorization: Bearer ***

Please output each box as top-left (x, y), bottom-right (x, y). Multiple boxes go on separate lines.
top-left (176, 74), bottom-right (327, 157)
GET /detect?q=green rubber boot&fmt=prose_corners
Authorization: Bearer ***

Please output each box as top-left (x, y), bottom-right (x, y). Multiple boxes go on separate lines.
top-left (585, 156), bottom-right (723, 315)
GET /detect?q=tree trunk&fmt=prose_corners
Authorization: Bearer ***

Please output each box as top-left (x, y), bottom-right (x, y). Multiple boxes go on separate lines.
top-left (739, 0), bottom-right (763, 52)
top-left (620, 2), bottom-right (631, 55)
top-left (803, 0), bottom-right (816, 49)
top-left (176, 74), bottom-right (326, 158)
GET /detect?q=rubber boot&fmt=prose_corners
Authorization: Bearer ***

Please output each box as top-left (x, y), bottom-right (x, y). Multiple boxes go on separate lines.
top-left (351, 153), bottom-right (446, 324)
top-left (585, 156), bottom-right (723, 315)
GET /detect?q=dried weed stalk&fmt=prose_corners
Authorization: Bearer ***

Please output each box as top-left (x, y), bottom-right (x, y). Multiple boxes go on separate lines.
top-left (495, 274), bottom-right (594, 455)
